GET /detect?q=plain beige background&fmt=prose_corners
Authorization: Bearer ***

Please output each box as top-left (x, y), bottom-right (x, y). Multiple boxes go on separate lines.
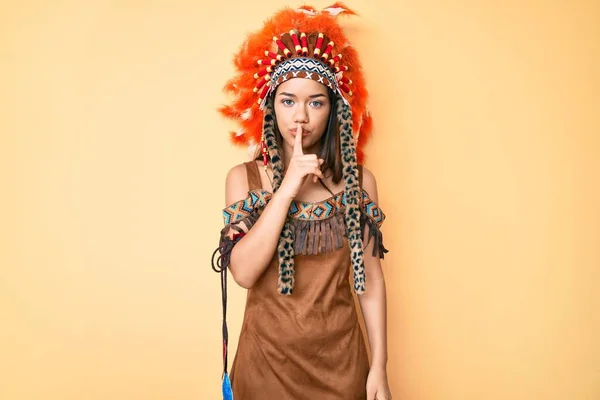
top-left (1, 0), bottom-right (599, 399)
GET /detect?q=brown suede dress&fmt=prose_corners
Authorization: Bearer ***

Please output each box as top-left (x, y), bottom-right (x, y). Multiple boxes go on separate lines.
top-left (225, 162), bottom-right (386, 400)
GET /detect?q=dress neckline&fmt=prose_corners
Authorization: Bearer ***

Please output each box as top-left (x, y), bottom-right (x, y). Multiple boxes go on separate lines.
top-left (258, 188), bottom-right (346, 206)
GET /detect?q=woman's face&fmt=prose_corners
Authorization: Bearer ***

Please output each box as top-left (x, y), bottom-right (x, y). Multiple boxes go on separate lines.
top-left (273, 78), bottom-right (332, 153)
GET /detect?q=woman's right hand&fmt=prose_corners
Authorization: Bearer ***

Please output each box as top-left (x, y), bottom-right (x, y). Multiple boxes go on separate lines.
top-left (277, 123), bottom-right (324, 200)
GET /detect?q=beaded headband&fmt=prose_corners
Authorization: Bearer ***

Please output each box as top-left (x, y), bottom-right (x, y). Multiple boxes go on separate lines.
top-left (256, 42), bottom-right (351, 109)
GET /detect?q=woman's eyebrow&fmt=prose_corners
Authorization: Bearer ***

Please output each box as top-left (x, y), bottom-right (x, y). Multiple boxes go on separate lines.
top-left (278, 92), bottom-right (327, 98)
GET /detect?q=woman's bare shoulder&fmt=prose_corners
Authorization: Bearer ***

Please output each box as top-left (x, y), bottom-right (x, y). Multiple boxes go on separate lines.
top-left (360, 165), bottom-right (379, 203)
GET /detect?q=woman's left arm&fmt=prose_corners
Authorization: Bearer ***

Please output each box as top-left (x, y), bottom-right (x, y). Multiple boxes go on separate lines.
top-left (359, 167), bottom-right (392, 400)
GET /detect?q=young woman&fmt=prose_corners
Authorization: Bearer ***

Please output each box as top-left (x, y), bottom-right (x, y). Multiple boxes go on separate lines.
top-left (212, 4), bottom-right (391, 400)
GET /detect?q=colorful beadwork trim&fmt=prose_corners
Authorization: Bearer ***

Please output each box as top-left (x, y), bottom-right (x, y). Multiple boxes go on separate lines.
top-left (221, 189), bottom-right (385, 226)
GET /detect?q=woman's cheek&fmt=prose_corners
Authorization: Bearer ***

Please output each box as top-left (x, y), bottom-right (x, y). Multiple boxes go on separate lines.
top-left (315, 110), bottom-right (330, 133)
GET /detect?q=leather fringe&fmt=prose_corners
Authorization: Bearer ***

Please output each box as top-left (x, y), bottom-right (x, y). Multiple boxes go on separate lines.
top-left (287, 210), bottom-right (387, 259)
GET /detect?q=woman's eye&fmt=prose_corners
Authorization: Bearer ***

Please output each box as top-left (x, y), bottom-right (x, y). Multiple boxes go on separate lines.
top-left (282, 99), bottom-right (294, 106)
top-left (310, 101), bottom-right (323, 107)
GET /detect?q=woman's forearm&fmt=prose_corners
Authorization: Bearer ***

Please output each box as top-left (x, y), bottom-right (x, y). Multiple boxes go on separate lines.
top-left (229, 191), bottom-right (293, 288)
top-left (358, 263), bottom-right (389, 369)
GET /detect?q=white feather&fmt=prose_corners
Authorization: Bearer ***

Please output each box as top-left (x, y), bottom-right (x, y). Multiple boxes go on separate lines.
top-left (297, 8), bottom-right (317, 16)
top-left (240, 108), bottom-right (252, 121)
top-left (323, 6), bottom-right (346, 16)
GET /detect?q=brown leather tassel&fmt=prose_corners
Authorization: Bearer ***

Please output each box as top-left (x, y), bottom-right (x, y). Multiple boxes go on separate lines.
top-left (306, 222), bottom-right (316, 255)
top-left (294, 220), bottom-right (309, 255)
top-left (324, 220), bottom-right (332, 253)
top-left (360, 213), bottom-right (389, 259)
top-left (312, 221), bottom-right (321, 255)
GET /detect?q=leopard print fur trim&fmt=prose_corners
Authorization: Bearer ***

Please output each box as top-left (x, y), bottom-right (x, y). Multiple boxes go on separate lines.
top-left (262, 102), bottom-right (283, 191)
top-left (337, 99), bottom-right (366, 294)
top-left (262, 102), bottom-right (296, 295)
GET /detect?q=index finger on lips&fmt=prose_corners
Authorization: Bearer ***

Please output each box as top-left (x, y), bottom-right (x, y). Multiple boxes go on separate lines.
top-left (293, 123), bottom-right (303, 156)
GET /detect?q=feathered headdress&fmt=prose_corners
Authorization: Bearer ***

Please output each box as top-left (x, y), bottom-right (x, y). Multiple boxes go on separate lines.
top-left (219, 2), bottom-right (373, 163)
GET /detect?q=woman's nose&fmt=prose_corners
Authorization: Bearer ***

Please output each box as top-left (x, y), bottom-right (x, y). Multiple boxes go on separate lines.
top-left (293, 105), bottom-right (308, 123)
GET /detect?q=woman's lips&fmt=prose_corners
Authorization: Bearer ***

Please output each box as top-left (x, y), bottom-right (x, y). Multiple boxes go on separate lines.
top-left (290, 130), bottom-right (310, 136)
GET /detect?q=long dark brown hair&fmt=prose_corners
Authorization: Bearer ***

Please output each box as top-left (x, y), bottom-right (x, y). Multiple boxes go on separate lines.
top-left (255, 87), bottom-right (344, 184)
